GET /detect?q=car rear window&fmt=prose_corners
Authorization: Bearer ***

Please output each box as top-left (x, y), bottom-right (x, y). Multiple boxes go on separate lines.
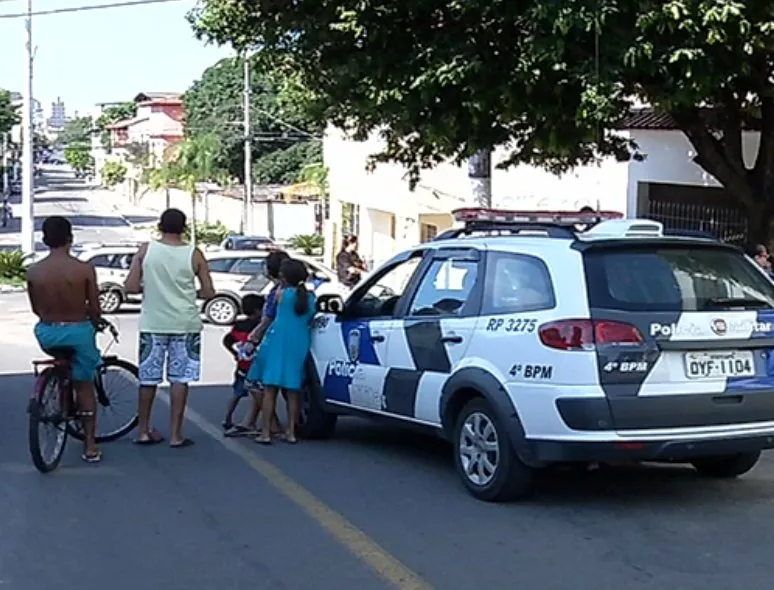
top-left (584, 246), bottom-right (774, 311)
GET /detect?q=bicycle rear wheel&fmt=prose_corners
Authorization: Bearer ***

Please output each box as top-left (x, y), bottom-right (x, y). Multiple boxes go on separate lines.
top-left (28, 367), bottom-right (69, 473)
top-left (67, 357), bottom-right (139, 443)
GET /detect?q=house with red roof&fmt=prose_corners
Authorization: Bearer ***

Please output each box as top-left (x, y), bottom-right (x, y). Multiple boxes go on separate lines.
top-left (106, 92), bottom-right (184, 165)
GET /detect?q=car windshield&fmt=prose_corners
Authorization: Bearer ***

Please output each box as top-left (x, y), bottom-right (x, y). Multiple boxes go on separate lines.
top-left (584, 245), bottom-right (774, 312)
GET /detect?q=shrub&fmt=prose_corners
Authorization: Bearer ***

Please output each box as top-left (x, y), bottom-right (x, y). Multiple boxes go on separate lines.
top-left (183, 221), bottom-right (230, 245)
top-left (289, 233), bottom-right (324, 255)
top-left (0, 249), bottom-right (31, 283)
top-left (101, 161), bottom-right (127, 188)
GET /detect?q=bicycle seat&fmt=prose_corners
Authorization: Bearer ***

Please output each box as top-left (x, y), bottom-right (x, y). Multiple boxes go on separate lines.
top-left (44, 347), bottom-right (75, 360)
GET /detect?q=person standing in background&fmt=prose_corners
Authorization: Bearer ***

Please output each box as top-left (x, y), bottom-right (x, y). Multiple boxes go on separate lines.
top-left (754, 244), bottom-right (772, 272)
top-left (336, 235), bottom-right (365, 290)
top-left (124, 208), bottom-right (216, 448)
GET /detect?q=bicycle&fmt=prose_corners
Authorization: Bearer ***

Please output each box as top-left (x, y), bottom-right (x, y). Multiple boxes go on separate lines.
top-left (28, 320), bottom-right (140, 473)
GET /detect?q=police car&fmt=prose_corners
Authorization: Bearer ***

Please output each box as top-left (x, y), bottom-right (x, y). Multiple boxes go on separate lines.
top-left (301, 208), bottom-right (774, 502)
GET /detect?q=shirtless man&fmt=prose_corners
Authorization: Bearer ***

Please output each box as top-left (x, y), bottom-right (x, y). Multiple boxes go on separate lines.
top-left (27, 216), bottom-right (103, 463)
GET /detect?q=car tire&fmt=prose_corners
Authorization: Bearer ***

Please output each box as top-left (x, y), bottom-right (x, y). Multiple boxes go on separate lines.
top-left (98, 288), bottom-right (122, 314)
top-left (298, 368), bottom-right (337, 440)
top-left (691, 451), bottom-right (761, 478)
top-left (453, 398), bottom-right (534, 502)
top-left (204, 296), bottom-right (239, 325)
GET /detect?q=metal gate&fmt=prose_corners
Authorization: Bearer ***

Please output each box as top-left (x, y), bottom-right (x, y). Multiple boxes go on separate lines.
top-left (642, 182), bottom-right (749, 245)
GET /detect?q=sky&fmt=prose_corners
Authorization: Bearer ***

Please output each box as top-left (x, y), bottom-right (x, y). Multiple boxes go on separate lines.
top-left (0, 0), bottom-right (232, 117)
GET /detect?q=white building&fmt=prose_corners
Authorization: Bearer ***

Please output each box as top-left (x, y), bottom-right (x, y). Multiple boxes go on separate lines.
top-left (323, 110), bottom-right (752, 266)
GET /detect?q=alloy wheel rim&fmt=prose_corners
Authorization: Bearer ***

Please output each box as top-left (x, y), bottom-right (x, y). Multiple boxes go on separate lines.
top-left (459, 411), bottom-right (499, 486)
top-left (209, 300), bottom-right (236, 323)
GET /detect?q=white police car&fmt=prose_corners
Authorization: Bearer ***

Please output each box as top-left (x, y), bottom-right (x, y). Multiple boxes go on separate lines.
top-left (301, 208), bottom-right (774, 502)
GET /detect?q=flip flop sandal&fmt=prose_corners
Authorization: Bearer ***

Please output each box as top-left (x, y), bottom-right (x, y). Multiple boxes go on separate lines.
top-left (169, 438), bottom-right (195, 449)
top-left (284, 436), bottom-right (298, 445)
top-left (254, 436), bottom-right (272, 445)
top-left (133, 429), bottom-right (165, 445)
top-left (224, 425), bottom-right (255, 438)
top-left (81, 451), bottom-right (102, 464)
top-left (133, 435), bottom-right (165, 445)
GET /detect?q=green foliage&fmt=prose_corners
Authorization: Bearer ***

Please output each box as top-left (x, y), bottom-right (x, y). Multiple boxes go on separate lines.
top-left (56, 116), bottom-right (93, 147)
top-left (289, 233), bottom-right (323, 255)
top-left (183, 221), bottom-right (230, 245)
top-left (182, 56), bottom-right (322, 183)
top-left (101, 161), bottom-right (127, 188)
top-left (0, 89), bottom-right (19, 135)
top-left (189, 0), bottom-right (774, 239)
top-left (125, 141), bottom-right (151, 168)
top-left (297, 162), bottom-right (328, 195)
top-left (253, 140), bottom-right (321, 184)
top-left (64, 143), bottom-right (95, 173)
top-left (0, 249), bottom-right (30, 283)
top-left (174, 134), bottom-right (222, 192)
top-left (95, 103), bottom-right (136, 148)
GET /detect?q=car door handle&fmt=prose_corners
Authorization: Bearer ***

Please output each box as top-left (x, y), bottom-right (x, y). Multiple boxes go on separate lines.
top-left (370, 334), bottom-right (385, 342)
top-left (441, 335), bottom-right (463, 344)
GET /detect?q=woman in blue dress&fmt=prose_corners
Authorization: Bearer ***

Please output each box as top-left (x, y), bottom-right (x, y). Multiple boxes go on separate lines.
top-left (248, 258), bottom-right (316, 444)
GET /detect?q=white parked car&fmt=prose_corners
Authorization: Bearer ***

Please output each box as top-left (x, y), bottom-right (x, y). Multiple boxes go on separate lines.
top-left (76, 244), bottom-right (140, 313)
top-left (203, 250), bottom-right (344, 325)
top-left (302, 208), bottom-right (774, 502)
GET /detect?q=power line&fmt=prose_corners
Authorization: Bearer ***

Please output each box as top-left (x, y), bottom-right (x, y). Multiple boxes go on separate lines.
top-left (0, 0), bottom-right (184, 19)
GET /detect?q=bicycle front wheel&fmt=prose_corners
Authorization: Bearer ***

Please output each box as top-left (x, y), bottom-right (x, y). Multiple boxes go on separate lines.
top-left (28, 367), bottom-right (69, 473)
top-left (67, 357), bottom-right (139, 443)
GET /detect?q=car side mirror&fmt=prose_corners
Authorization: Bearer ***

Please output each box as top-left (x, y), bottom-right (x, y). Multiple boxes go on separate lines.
top-left (317, 293), bottom-right (344, 314)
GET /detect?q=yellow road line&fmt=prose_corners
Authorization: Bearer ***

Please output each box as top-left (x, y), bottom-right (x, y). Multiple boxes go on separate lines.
top-left (157, 392), bottom-right (433, 590)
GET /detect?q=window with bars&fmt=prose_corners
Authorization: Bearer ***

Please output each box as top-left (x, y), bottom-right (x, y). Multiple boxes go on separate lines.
top-left (420, 223), bottom-right (438, 242)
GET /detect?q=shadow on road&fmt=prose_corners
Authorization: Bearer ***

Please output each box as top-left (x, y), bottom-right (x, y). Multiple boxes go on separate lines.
top-left (34, 195), bottom-right (89, 204)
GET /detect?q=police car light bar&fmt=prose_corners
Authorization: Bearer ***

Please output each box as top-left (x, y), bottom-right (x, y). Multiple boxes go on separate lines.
top-left (452, 208), bottom-right (624, 225)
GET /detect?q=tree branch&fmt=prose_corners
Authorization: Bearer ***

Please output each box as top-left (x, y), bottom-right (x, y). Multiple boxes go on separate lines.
top-left (671, 108), bottom-right (756, 211)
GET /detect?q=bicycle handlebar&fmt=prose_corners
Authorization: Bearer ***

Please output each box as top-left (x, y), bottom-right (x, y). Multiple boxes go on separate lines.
top-left (97, 319), bottom-right (119, 342)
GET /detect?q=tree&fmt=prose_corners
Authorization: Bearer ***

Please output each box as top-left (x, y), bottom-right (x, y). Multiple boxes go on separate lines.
top-left (253, 140), bottom-right (322, 184)
top-left (183, 56), bottom-right (322, 184)
top-left (0, 89), bottom-right (20, 135)
top-left (64, 143), bottom-right (95, 173)
top-left (189, 1), bottom-right (774, 241)
top-left (101, 161), bottom-right (127, 188)
top-left (56, 116), bottom-right (93, 147)
top-left (95, 102), bottom-right (136, 148)
top-left (155, 134), bottom-right (222, 245)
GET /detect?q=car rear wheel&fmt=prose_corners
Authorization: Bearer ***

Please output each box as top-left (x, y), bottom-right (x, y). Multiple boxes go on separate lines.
top-left (453, 398), bottom-right (534, 502)
top-left (99, 288), bottom-right (122, 314)
top-left (691, 451), bottom-right (761, 478)
top-left (204, 295), bottom-right (239, 325)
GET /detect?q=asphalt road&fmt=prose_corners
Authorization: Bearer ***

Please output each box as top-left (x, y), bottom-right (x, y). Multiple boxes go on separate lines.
top-left (2, 294), bottom-right (774, 590)
top-left (0, 167), bottom-right (153, 250)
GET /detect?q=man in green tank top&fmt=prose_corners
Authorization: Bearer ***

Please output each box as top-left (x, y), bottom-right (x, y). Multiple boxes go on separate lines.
top-left (125, 209), bottom-right (215, 448)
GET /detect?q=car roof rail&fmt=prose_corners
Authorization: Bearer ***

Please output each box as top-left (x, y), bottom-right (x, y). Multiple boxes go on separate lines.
top-left (433, 207), bottom-right (624, 241)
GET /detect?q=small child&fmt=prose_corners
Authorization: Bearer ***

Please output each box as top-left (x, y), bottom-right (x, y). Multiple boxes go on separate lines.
top-left (221, 294), bottom-right (265, 435)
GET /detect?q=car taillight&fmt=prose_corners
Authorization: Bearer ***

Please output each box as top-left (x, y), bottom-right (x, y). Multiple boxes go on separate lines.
top-left (538, 319), bottom-right (643, 351)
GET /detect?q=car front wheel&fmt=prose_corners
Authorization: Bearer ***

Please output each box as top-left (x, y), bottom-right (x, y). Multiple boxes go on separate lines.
top-left (691, 451), bottom-right (761, 478)
top-left (204, 296), bottom-right (239, 325)
top-left (453, 398), bottom-right (534, 502)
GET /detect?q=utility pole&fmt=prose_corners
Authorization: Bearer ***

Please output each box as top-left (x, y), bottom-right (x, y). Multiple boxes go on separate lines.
top-left (468, 148), bottom-right (492, 207)
top-left (242, 55), bottom-right (253, 235)
top-left (1, 133), bottom-right (8, 197)
top-left (20, 0), bottom-right (35, 255)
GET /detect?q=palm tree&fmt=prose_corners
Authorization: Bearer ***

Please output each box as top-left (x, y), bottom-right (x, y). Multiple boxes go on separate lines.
top-left (174, 134), bottom-right (221, 247)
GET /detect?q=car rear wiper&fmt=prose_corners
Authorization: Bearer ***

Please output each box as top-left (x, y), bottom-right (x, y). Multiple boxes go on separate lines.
top-left (703, 297), bottom-right (771, 310)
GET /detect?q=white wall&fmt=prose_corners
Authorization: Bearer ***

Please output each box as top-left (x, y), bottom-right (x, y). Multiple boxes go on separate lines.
top-left (626, 129), bottom-right (761, 214)
top-left (323, 127), bottom-right (633, 264)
